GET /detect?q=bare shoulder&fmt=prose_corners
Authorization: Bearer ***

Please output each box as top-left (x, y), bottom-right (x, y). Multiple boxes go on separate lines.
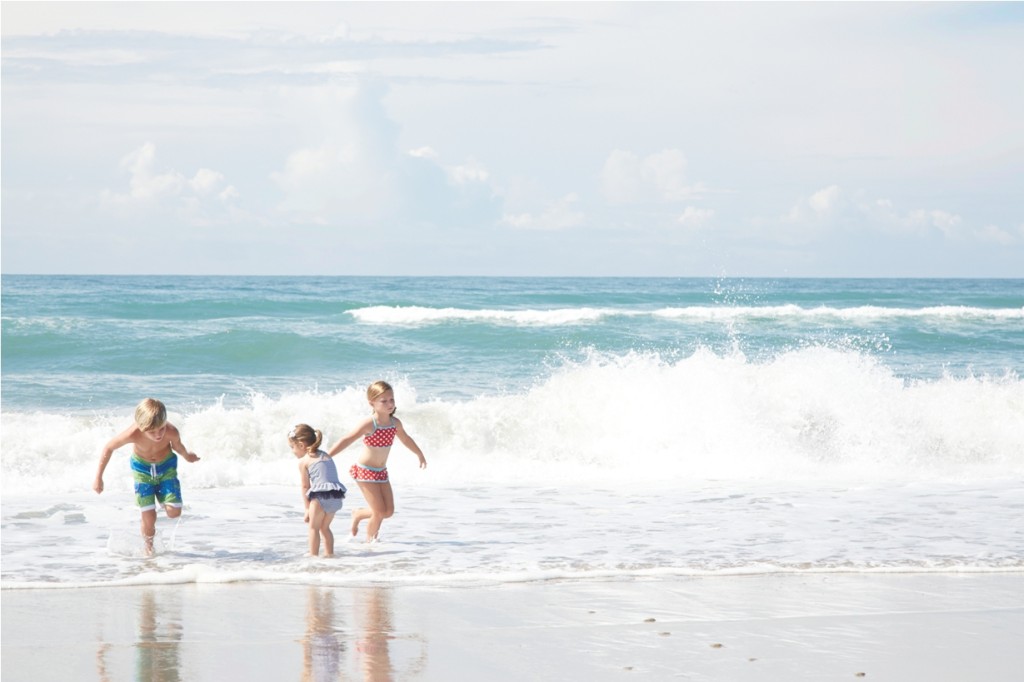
top-left (108, 423), bottom-right (142, 448)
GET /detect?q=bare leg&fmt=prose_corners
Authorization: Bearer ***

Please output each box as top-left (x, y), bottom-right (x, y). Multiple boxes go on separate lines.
top-left (320, 512), bottom-right (337, 557)
top-left (140, 509), bottom-right (157, 556)
top-left (308, 501), bottom-right (326, 556)
top-left (351, 506), bottom-right (372, 537)
top-left (359, 481), bottom-right (395, 542)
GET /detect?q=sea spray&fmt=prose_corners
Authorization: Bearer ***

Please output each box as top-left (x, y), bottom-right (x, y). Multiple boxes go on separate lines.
top-left (3, 347), bottom-right (1021, 495)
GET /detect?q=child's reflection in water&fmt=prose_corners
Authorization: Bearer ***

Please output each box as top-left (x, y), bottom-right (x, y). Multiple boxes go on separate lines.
top-left (137, 589), bottom-right (183, 682)
top-left (97, 589), bottom-right (183, 682)
top-left (302, 587), bottom-right (346, 682)
top-left (301, 585), bottom-right (427, 681)
top-left (355, 587), bottom-right (396, 682)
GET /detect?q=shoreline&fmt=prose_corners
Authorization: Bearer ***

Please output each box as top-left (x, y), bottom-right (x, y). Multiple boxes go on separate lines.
top-left (4, 573), bottom-right (1023, 681)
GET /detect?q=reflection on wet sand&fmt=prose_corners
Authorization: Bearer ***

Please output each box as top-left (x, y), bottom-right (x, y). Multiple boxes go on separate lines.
top-left (355, 587), bottom-right (395, 682)
top-left (136, 589), bottom-right (183, 682)
top-left (301, 587), bottom-right (346, 682)
top-left (354, 587), bottom-right (427, 682)
top-left (96, 588), bottom-right (182, 682)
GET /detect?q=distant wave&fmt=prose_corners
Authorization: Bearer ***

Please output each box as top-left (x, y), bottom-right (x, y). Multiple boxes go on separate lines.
top-left (348, 305), bottom-right (623, 325)
top-left (349, 304), bottom-right (1024, 326)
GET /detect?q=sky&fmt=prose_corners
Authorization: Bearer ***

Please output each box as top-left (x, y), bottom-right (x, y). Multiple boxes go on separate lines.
top-left (2, 1), bottom-right (1022, 277)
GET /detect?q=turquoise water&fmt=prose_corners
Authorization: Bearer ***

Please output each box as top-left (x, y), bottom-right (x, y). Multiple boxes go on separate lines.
top-left (2, 276), bottom-right (1022, 586)
top-left (4, 276), bottom-right (1022, 411)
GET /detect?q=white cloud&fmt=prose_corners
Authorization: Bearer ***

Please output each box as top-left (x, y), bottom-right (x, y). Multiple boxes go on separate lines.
top-left (269, 83), bottom-right (502, 227)
top-left (601, 149), bottom-right (706, 205)
top-left (99, 143), bottom-right (237, 226)
top-left (972, 224), bottom-right (1018, 245)
top-left (904, 209), bottom-right (962, 237)
top-left (782, 186), bottom-right (983, 243)
top-left (270, 141), bottom-right (381, 220)
top-left (101, 143), bottom-right (227, 205)
top-left (189, 168), bottom-right (226, 195)
top-left (808, 185), bottom-right (841, 214)
top-left (272, 145), bottom-right (344, 191)
top-left (219, 185), bottom-right (240, 202)
top-left (407, 147), bottom-right (438, 160)
top-left (865, 199), bottom-right (964, 237)
top-left (783, 184), bottom-right (842, 223)
top-left (3, 3), bottom-right (1020, 276)
top-left (409, 146), bottom-right (488, 184)
top-left (503, 193), bottom-right (584, 231)
top-left (448, 159), bottom-right (489, 185)
top-left (677, 206), bottom-right (715, 230)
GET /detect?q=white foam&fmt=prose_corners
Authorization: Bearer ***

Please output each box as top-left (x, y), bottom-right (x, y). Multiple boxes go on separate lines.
top-left (3, 480), bottom-right (1022, 588)
top-left (2, 348), bottom-right (1021, 496)
top-left (349, 305), bottom-right (623, 326)
top-left (347, 304), bottom-right (1024, 327)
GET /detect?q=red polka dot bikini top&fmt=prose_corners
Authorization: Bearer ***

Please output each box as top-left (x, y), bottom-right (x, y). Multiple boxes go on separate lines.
top-left (363, 418), bottom-right (397, 448)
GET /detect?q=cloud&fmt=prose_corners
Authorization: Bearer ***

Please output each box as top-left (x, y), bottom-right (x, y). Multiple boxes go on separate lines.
top-left (782, 184), bottom-right (842, 223)
top-left (407, 147), bottom-right (439, 160)
top-left (601, 149), bottom-right (706, 205)
top-left (779, 185), bottom-right (1005, 243)
top-left (904, 209), bottom-right (962, 237)
top-left (100, 142), bottom-right (237, 212)
top-left (269, 80), bottom-right (501, 228)
top-left (677, 206), bottom-right (715, 230)
top-left (972, 224), bottom-right (1018, 245)
top-left (502, 193), bottom-right (584, 230)
top-left (863, 199), bottom-right (964, 238)
top-left (447, 159), bottom-right (489, 185)
top-left (189, 168), bottom-right (226, 195)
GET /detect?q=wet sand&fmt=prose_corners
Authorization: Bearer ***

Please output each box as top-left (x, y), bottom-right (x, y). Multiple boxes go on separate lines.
top-left (3, 573), bottom-right (1022, 681)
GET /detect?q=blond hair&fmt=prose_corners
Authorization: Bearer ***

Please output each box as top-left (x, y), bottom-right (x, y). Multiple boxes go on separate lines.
top-left (135, 398), bottom-right (167, 432)
top-left (288, 424), bottom-right (323, 453)
top-left (367, 380), bottom-right (396, 415)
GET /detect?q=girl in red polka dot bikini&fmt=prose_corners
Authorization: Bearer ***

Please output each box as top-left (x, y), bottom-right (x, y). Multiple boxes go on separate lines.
top-left (326, 381), bottom-right (427, 542)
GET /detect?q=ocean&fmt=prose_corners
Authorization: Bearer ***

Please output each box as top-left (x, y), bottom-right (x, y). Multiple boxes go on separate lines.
top-left (2, 275), bottom-right (1022, 588)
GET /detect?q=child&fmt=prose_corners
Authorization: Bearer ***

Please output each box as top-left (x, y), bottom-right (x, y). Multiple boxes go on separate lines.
top-left (93, 398), bottom-right (201, 555)
top-left (327, 381), bottom-right (427, 543)
top-left (289, 423), bottom-right (347, 557)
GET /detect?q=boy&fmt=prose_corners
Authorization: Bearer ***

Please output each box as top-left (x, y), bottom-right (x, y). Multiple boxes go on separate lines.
top-left (93, 398), bottom-right (200, 554)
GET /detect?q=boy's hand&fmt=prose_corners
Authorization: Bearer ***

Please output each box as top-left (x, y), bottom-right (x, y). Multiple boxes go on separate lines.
top-left (93, 478), bottom-right (104, 494)
top-left (182, 452), bottom-right (200, 463)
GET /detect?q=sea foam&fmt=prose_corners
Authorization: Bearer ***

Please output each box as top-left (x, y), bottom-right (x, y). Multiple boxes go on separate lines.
top-left (3, 345), bottom-right (1021, 497)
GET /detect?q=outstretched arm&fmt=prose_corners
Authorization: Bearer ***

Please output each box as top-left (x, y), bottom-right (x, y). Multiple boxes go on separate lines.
top-left (94, 427), bottom-right (135, 493)
top-left (395, 419), bottom-right (427, 469)
top-left (326, 418), bottom-right (373, 457)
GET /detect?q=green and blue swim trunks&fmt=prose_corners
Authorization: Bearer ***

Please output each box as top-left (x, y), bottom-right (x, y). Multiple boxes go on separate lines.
top-left (131, 452), bottom-right (183, 511)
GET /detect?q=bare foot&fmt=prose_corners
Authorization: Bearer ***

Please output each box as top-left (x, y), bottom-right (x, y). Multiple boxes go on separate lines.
top-left (350, 509), bottom-right (361, 537)
top-left (143, 535), bottom-right (155, 557)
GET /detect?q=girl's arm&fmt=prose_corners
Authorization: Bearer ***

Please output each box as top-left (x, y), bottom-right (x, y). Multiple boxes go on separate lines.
top-left (326, 418), bottom-right (373, 457)
top-left (299, 459), bottom-right (311, 522)
top-left (395, 419), bottom-right (427, 469)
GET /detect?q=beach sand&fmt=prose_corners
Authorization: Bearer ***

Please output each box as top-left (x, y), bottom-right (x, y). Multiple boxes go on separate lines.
top-left (3, 573), bottom-right (1022, 681)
